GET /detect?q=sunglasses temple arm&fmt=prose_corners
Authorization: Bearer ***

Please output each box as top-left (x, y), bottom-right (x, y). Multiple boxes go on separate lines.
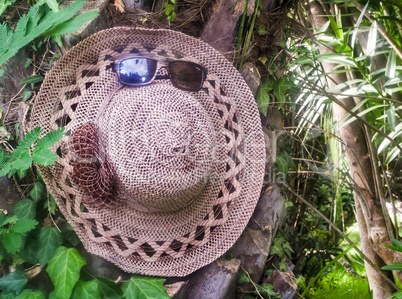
top-left (155, 75), bottom-right (170, 80)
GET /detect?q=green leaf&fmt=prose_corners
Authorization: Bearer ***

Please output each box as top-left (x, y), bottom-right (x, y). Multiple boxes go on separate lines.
top-left (14, 123), bottom-right (20, 140)
top-left (32, 148), bottom-right (58, 166)
top-left (391, 238), bottom-right (402, 249)
top-left (16, 289), bottom-right (46, 299)
top-left (61, 225), bottom-right (80, 246)
top-left (45, 0), bottom-right (59, 12)
top-left (167, 11), bottom-right (176, 22)
top-left (122, 275), bottom-right (170, 299)
top-left (24, 58), bottom-right (32, 68)
top-left (12, 127), bottom-right (41, 158)
top-left (237, 273), bottom-right (250, 284)
top-left (276, 155), bottom-right (288, 176)
top-left (14, 198), bottom-right (36, 220)
top-left (47, 246), bottom-right (86, 299)
top-left (257, 283), bottom-right (280, 299)
top-left (44, 10), bottom-right (99, 36)
top-left (96, 277), bottom-right (122, 299)
top-left (257, 25), bottom-right (267, 36)
top-left (30, 181), bottom-right (45, 201)
top-left (387, 104), bottom-right (396, 131)
top-left (11, 219), bottom-right (38, 233)
top-left (256, 80), bottom-right (274, 116)
top-left (0, 292), bottom-right (17, 299)
top-left (19, 75), bottom-right (43, 85)
top-left (37, 226), bottom-right (63, 266)
top-left (0, 0), bottom-right (85, 67)
top-left (386, 49), bottom-right (396, 78)
top-left (382, 263), bottom-right (402, 271)
top-left (2, 215), bottom-right (18, 226)
top-left (2, 231), bottom-right (23, 253)
top-left (0, 0), bottom-right (11, 16)
top-left (0, 268), bottom-right (27, 295)
top-left (35, 127), bottom-right (65, 149)
top-left (22, 90), bottom-right (32, 101)
top-left (19, 237), bottom-right (39, 264)
top-left (384, 244), bottom-right (402, 253)
top-left (273, 78), bottom-right (293, 108)
top-left (329, 16), bottom-right (342, 39)
top-left (72, 280), bottom-right (101, 299)
top-left (165, 5), bottom-right (174, 15)
top-left (0, 212), bottom-right (5, 226)
top-left (10, 152), bottom-right (32, 173)
top-left (367, 21), bottom-right (378, 57)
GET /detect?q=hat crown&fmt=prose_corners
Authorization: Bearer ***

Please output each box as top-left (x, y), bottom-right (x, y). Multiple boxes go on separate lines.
top-left (100, 84), bottom-right (216, 212)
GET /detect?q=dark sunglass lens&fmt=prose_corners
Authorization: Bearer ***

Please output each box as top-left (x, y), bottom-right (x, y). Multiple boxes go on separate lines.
top-left (169, 61), bottom-right (205, 91)
top-left (119, 58), bottom-right (157, 85)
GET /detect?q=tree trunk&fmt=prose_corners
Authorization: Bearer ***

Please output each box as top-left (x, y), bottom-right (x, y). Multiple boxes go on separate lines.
top-left (309, 2), bottom-right (400, 297)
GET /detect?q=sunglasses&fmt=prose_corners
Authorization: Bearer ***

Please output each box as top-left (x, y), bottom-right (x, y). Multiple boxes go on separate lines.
top-left (113, 57), bottom-right (207, 92)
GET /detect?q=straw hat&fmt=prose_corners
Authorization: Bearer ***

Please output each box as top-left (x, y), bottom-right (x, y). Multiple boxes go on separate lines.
top-left (29, 27), bottom-right (265, 277)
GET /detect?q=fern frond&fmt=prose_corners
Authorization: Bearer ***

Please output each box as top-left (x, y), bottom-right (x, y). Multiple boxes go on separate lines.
top-left (12, 127), bottom-right (42, 158)
top-left (35, 127), bottom-right (65, 150)
top-left (0, 0), bottom-right (85, 66)
top-left (12, 14), bottom-right (29, 45)
top-left (44, 9), bottom-right (99, 37)
top-left (0, 148), bottom-right (11, 168)
top-left (26, 3), bottom-right (41, 33)
top-left (50, 0), bottom-right (85, 25)
top-left (0, 22), bottom-right (13, 56)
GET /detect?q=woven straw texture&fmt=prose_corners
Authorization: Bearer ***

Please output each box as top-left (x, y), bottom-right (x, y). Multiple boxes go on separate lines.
top-left (29, 27), bottom-right (266, 277)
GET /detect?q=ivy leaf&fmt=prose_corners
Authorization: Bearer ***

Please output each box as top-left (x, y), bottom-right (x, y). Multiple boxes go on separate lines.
top-left (14, 198), bottom-right (36, 220)
top-left (256, 80), bottom-right (274, 116)
top-left (122, 275), bottom-right (170, 299)
top-left (19, 237), bottom-right (39, 264)
top-left (37, 226), bottom-right (63, 266)
top-left (11, 219), bottom-right (38, 233)
top-left (32, 148), bottom-right (58, 166)
top-left (96, 277), bottom-right (122, 299)
top-left (273, 78), bottom-right (293, 108)
top-left (2, 231), bottom-right (23, 253)
top-left (15, 289), bottom-right (46, 299)
top-left (29, 181), bottom-right (45, 201)
top-left (46, 246), bottom-right (86, 299)
top-left (72, 280), bottom-right (101, 299)
top-left (0, 292), bottom-right (17, 299)
top-left (0, 268), bottom-right (27, 295)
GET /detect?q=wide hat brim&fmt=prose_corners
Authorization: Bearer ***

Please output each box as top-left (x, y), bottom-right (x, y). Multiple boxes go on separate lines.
top-left (29, 27), bottom-right (266, 277)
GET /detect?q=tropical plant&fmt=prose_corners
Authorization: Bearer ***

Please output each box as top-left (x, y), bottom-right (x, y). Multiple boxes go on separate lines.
top-left (0, 0), bottom-right (99, 76)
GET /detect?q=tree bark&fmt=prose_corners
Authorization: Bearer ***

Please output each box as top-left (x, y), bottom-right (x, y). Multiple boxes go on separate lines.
top-left (309, 2), bottom-right (400, 297)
